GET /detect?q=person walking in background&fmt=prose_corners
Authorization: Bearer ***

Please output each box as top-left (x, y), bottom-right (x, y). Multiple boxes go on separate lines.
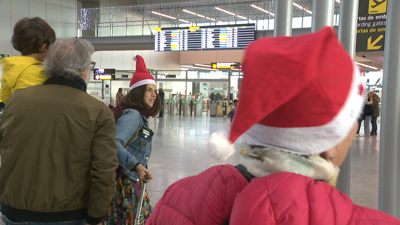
top-left (104, 55), bottom-right (161, 225)
top-left (157, 87), bottom-right (165, 118)
top-left (0, 17), bottom-right (55, 104)
top-left (370, 88), bottom-right (380, 135)
top-left (356, 92), bottom-right (374, 137)
top-left (0, 38), bottom-right (119, 224)
top-left (115, 87), bottom-right (124, 106)
top-left (226, 99), bottom-right (238, 122)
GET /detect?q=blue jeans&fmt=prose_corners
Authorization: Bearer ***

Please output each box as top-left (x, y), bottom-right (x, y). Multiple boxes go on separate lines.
top-left (5, 217), bottom-right (85, 225)
top-left (227, 110), bottom-right (235, 122)
top-left (364, 116), bottom-right (371, 136)
top-left (371, 116), bottom-right (378, 133)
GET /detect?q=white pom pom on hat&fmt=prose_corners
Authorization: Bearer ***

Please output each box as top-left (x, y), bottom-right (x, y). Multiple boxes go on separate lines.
top-left (208, 132), bottom-right (235, 161)
top-left (132, 55), bottom-right (137, 61)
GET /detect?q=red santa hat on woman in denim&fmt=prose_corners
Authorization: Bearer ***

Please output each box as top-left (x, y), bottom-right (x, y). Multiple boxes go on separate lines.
top-left (129, 55), bottom-right (156, 90)
top-left (208, 27), bottom-right (365, 160)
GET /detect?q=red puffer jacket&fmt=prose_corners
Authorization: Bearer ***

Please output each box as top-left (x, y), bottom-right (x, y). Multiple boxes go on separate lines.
top-left (146, 164), bottom-right (249, 225)
top-left (230, 172), bottom-right (400, 225)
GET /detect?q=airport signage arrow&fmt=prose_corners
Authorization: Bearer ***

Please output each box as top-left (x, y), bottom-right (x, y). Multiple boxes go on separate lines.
top-left (367, 34), bottom-right (384, 50)
top-left (356, 0), bottom-right (387, 52)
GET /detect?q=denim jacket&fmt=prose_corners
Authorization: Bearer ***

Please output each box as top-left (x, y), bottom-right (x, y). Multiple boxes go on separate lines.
top-left (115, 109), bottom-right (153, 182)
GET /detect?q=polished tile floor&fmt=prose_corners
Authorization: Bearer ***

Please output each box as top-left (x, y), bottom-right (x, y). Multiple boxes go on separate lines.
top-left (0, 114), bottom-right (381, 217)
top-left (147, 114), bottom-right (382, 210)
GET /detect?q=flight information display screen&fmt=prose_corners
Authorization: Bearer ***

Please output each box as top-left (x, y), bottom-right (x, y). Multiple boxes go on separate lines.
top-left (154, 24), bottom-right (255, 51)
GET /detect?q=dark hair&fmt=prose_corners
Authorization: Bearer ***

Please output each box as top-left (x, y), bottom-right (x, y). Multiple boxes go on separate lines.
top-left (118, 88), bottom-right (123, 93)
top-left (122, 84), bottom-right (161, 117)
top-left (12, 17), bottom-right (56, 55)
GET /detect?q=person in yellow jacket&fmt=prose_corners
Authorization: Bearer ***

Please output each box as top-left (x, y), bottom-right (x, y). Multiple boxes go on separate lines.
top-left (0, 87), bottom-right (4, 111)
top-left (0, 17), bottom-right (55, 104)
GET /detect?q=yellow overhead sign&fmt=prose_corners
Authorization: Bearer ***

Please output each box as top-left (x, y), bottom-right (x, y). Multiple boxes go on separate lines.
top-left (356, 0), bottom-right (387, 52)
top-left (211, 62), bottom-right (240, 69)
top-left (369, 0), bottom-right (387, 14)
top-left (367, 35), bottom-right (384, 50)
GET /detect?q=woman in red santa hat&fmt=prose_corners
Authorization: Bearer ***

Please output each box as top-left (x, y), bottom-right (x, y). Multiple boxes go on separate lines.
top-left (147, 27), bottom-right (400, 225)
top-left (103, 55), bottom-right (161, 225)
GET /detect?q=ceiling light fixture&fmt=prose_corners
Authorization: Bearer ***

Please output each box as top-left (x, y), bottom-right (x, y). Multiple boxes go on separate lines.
top-left (182, 65), bottom-right (218, 71)
top-left (215, 7), bottom-right (248, 20)
top-left (215, 7), bottom-right (236, 16)
top-left (355, 62), bottom-right (378, 70)
top-left (206, 17), bottom-right (216, 21)
top-left (152, 11), bottom-right (176, 20)
top-left (293, 3), bottom-right (313, 14)
top-left (183, 9), bottom-right (205, 18)
top-left (179, 19), bottom-right (190, 23)
top-left (236, 15), bottom-right (248, 20)
top-left (250, 4), bottom-right (275, 16)
top-left (182, 9), bottom-right (220, 23)
top-left (194, 64), bottom-right (211, 67)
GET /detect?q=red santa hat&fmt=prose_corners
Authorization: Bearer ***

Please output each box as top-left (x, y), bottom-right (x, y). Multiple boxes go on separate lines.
top-left (129, 55), bottom-right (156, 91)
top-left (208, 27), bottom-right (365, 161)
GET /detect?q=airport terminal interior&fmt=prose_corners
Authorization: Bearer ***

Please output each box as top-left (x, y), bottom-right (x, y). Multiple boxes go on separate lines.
top-left (0, 0), bottom-right (398, 223)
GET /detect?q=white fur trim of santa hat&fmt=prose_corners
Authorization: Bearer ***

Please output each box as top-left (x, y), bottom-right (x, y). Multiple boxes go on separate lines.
top-left (129, 79), bottom-right (156, 91)
top-left (208, 132), bottom-right (235, 161)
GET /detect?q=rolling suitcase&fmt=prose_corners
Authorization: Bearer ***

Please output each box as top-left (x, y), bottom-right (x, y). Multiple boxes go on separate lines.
top-left (210, 102), bottom-right (217, 117)
top-left (134, 175), bottom-right (150, 225)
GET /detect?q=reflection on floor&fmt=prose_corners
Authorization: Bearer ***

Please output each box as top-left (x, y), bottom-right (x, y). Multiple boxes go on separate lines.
top-left (147, 115), bottom-right (381, 210)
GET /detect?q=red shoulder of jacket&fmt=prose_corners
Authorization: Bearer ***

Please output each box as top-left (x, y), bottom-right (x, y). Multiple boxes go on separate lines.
top-left (230, 172), bottom-right (400, 225)
top-left (147, 164), bottom-right (249, 225)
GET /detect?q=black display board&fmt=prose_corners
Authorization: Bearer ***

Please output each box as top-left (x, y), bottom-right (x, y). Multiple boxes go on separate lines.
top-left (356, 0), bottom-right (387, 52)
top-left (154, 24), bottom-right (255, 51)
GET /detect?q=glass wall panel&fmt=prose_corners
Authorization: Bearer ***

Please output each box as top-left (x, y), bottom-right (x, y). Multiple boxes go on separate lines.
top-left (87, 81), bottom-right (103, 100)
top-left (156, 81), bottom-right (187, 100)
top-left (98, 25), bottom-right (111, 37)
top-left (303, 16), bottom-right (312, 28)
top-left (269, 19), bottom-right (274, 30)
top-left (143, 23), bottom-right (159, 35)
top-left (187, 71), bottom-right (228, 79)
top-left (230, 72), bottom-right (243, 100)
top-left (113, 22), bottom-right (127, 36)
top-left (293, 17), bottom-right (303, 28)
top-left (127, 21), bottom-right (143, 35)
top-left (157, 71), bottom-right (186, 79)
top-left (334, 14), bottom-right (340, 26)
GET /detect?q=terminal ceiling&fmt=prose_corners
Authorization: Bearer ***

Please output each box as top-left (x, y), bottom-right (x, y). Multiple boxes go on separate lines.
top-left (79, 0), bottom-right (384, 70)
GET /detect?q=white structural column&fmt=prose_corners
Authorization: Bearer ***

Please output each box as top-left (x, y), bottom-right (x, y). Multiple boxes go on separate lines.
top-left (311, 0), bottom-right (335, 32)
top-left (378, 0), bottom-right (400, 218)
top-left (274, 0), bottom-right (293, 37)
top-left (337, 0), bottom-right (359, 195)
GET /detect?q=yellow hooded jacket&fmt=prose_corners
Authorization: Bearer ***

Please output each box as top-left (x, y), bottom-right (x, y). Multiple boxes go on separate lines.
top-left (0, 56), bottom-right (48, 104)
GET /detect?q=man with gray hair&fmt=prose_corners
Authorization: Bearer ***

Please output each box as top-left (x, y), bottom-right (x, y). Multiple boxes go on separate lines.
top-left (0, 38), bottom-right (119, 224)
